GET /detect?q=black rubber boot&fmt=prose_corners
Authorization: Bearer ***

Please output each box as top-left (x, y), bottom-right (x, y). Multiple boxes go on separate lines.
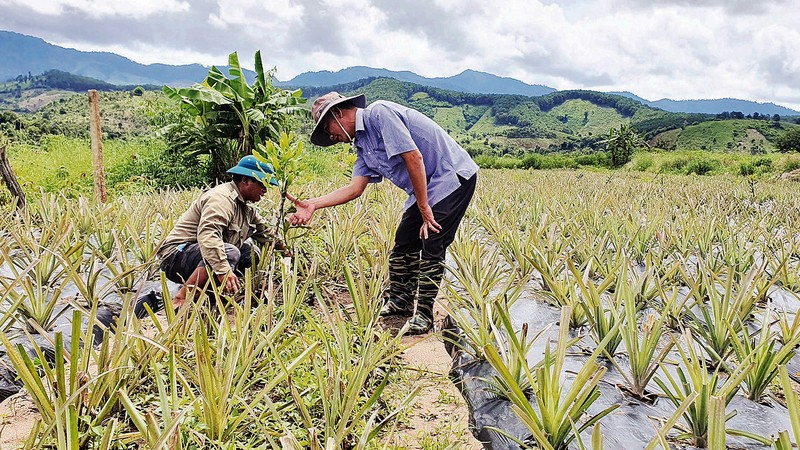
top-left (407, 259), bottom-right (444, 334)
top-left (380, 251), bottom-right (420, 316)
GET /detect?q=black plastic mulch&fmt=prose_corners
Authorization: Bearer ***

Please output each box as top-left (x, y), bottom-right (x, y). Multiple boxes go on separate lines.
top-left (445, 290), bottom-right (798, 450)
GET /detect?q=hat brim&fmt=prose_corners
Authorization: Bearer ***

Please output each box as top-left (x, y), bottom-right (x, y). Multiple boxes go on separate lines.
top-left (310, 94), bottom-right (366, 147)
top-left (227, 166), bottom-right (279, 187)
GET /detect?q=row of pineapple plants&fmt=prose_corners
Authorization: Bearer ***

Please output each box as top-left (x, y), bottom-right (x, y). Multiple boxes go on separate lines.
top-left (0, 177), bottom-right (421, 448)
top-left (442, 170), bottom-right (800, 449)
top-left (4, 166), bottom-right (800, 448)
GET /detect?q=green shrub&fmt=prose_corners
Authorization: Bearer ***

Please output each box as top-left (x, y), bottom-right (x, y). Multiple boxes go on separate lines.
top-left (659, 156), bottom-right (690, 173)
top-left (520, 154), bottom-right (579, 170)
top-left (753, 157), bottom-right (772, 169)
top-left (632, 154), bottom-right (654, 171)
top-left (107, 145), bottom-right (209, 191)
top-left (574, 153), bottom-right (609, 167)
top-left (781, 155), bottom-right (800, 173)
top-left (520, 154), bottom-right (544, 169)
top-left (685, 158), bottom-right (719, 175)
top-left (739, 162), bottom-right (755, 176)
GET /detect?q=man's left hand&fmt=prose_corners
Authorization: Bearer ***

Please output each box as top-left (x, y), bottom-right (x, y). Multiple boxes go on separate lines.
top-left (419, 204), bottom-right (441, 239)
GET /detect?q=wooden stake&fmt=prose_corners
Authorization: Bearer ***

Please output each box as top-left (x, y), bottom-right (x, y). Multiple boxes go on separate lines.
top-left (88, 90), bottom-right (107, 203)
top-left (0, 143), bottom-right (26, 213)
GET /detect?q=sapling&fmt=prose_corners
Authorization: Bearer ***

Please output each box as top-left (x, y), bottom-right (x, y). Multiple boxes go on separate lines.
top-left (254, 131), bottom-right (305, 254)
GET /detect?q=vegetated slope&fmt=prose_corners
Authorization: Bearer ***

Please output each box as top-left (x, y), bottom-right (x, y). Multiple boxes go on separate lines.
top-left (650, 119), bottom-right (800, 152)
top-left (332, 78), bottom-right (800, 155)
top-left (2, 90), bottom-right (166, 142)
top-left (0, 69), bottom-right (160, 112)
top-left (311, 77), bottom-right (691, 154)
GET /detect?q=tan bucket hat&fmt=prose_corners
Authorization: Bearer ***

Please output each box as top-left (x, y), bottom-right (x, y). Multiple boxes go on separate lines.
top-left (310, 91), bottom-right (366, 146)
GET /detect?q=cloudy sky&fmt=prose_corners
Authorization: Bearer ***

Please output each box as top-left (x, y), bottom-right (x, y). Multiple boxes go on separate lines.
top-left (2, 0), bottom-right (799, 109)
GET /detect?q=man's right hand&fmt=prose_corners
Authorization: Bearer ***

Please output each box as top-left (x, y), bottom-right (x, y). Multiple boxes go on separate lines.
top-left (288, 195), bottom-right (316, 225)
top-left (218, 271), bottom-right (241, 294)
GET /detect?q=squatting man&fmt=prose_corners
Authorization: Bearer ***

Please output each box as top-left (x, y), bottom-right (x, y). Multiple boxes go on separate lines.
top-left (288, 91), bottom-right (479, 334)
top-left (157, 156), bottom-right (282, 307)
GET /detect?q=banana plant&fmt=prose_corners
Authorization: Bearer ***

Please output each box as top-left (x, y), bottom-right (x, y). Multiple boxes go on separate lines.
top-left (162, 51), bottom-right (308, 181)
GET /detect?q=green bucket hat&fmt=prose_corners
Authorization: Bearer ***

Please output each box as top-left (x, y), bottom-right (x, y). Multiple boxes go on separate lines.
top-left (227, 155), bottom-right (278, 186)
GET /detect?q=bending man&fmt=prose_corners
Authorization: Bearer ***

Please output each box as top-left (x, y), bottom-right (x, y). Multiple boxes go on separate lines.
top-left (289, 92), bottom-right (478, 334)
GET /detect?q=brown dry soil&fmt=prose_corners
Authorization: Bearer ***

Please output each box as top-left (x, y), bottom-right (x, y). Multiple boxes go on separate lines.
top-left (0, 301), bottom-right (483, 449)
top-left (0, 396), bottom-right (38, 448)
top-left (380, 302), bottom-right (483, 449)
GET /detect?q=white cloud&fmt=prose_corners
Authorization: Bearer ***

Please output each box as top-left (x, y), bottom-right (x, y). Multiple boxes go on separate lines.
top-left (2, 0), bottom-right (190, 18)
top-left (1, 0), bottom-right (798, 110)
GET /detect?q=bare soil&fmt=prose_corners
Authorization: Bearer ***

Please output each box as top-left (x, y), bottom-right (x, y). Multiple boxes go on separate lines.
top-left (381, 303), bottom-right (484, 449)
top-left (0, 395), bottom-right (37, 448)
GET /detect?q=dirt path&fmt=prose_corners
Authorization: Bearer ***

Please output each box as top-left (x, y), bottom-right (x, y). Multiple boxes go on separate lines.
top-left (0, 395), bottom-right (38, 448)
top-left (382, 304), bottom-right (484, 449)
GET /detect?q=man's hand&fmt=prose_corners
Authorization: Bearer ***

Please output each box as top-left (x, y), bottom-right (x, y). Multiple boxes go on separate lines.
top-left (418, 203), bottom-right (442, 239)
top-left (287, 193), bottom-right (316, 225)
top-left (218, 271), bottom-right (241, 294)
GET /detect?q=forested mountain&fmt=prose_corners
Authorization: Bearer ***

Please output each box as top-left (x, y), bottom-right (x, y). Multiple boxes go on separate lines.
top-left (314, 77), bottom-right (799, 156)
top-left (278, 66), bottom-right (556, 97)
top-left (2, 30), bottom-right (798, 116)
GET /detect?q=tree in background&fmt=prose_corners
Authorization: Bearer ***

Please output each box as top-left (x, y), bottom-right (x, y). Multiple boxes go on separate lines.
top-left (776, 127), bottom-right (800, 152)
top-left (162, 51), bottom-right (308, 181)
top-left (603, 123), bottom-right (643, 167)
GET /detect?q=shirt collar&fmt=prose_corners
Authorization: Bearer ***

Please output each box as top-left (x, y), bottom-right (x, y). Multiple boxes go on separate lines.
top-left (355, 108), bottom-right (366, 134)
top-left (229, 181), bottom-right (246, 203)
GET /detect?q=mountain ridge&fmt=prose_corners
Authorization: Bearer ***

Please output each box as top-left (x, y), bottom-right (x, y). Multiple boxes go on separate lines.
top-left (276, 66), bottom-right (556, 97)
top-left (1, 29), bottom-right (798, 115)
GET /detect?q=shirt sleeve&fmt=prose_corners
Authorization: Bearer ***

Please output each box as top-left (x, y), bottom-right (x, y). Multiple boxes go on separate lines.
top-left (196, 194), bottom-right (234, 275)
top-left (373, 103), bottom-right (418, 158)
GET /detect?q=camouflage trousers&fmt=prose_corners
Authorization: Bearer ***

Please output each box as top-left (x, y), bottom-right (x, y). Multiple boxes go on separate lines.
top-left (385, 252), bottom-right (444, 321)
top-left (384, 174), bottom-right (476, 321)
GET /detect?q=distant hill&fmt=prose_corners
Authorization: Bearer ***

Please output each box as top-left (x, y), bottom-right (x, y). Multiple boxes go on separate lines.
top-left (1, 29), bottom-right (798, 116)
top-left (0, 30), bottom-right (245, 86)
top-left (611, 91), bottom-right (798, 116)
top-left (278, 66), bottom-right (556, 97)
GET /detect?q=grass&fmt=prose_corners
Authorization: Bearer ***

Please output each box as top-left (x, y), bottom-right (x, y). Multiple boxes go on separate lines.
top-left (548, 99), bottom-right (626, 136)
top-left (4, 136), bottom-right (162, 197)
